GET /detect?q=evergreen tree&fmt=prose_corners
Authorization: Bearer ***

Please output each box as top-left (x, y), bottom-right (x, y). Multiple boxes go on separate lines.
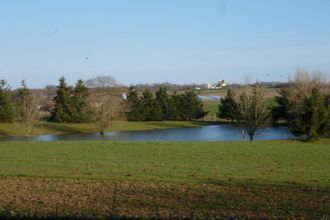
top-left (0, 80), bottom-right (15, 123)
top-left (169, 92), bottom-right (181, 120)
top-left (175, 91), bottom-right (207, 120)
top-left (155, 88), bottom-right (176, 120)
top-left (140, 89), bottom-right (162, 121)
top-left (126, 86), bottom-right (144, 121)
top-left (72, 79), bottom-right (92, 123)
top-left (218, 89), bottom-right (238, 122)
top-left (301, 87), bottom-right (328, 140)
top-left (50, 77), bottom-right (74, 122)
top-left (127, 88), bottom-right (207, 121)
top-left (272, 73), bottom-right (329, 140)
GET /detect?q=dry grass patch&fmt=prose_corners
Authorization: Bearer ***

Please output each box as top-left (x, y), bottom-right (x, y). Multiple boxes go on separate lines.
top-left (0, 177), bottom-right (329, 219)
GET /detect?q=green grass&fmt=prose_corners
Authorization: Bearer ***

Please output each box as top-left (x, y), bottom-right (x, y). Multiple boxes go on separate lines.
top-left (0, 140), bottom-right (329, 218)
top-left (0, 140), bottom-right (329, 187)
top-left (203, 100), bottom-right (219, 120)
top-left (0, 121), bottom-right (213, 137)
top-left (196, 87), bottom-right (278, 99)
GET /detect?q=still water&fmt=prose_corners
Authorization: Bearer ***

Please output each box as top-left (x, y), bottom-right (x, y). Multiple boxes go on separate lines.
top-left (0, 125), bottom-right (294, 142)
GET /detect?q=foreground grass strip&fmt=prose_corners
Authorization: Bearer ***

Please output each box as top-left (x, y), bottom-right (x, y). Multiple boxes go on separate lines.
top-left (0, 140), bottom-right (329, 187)
top-left (0, 177), bottom-right (329, 219)
top-left (0, 140), bottom-right (329, 218)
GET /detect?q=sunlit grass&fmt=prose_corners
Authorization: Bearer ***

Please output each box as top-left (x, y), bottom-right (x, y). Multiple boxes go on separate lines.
top-left (0, 140), bottom-right (329, 187)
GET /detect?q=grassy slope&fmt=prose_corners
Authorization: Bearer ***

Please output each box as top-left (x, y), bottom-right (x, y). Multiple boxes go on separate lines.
top-left (0, 140), bottom-right (329, 187)
top-left (0, 121), bottom-right (212, 137)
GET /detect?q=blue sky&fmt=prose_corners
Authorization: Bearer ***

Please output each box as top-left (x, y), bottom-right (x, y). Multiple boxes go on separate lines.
top-left (1, 0), bottom-right (330, 88)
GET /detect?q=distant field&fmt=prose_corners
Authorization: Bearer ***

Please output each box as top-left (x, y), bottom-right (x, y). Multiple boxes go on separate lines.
top-left (203, 101), bottom-right (219, 120)
top-left (201, 87), bottom-right (278, 120)
top-left (0, 140), bottom-right (329, 218)
top-left (196, 87), bottom-right (279, 99)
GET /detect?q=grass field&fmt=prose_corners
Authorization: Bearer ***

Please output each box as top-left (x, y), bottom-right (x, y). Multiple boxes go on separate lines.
top-left (196, 87), bottom-right (278, 99)
top-left (0, 140), bottom-right (329, 218)
top-left (200, 87), bottom-right (278, 120)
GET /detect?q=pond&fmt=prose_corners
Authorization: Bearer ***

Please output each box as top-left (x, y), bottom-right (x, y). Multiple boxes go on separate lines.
top-left (0, 125), bottom-right (294, 142)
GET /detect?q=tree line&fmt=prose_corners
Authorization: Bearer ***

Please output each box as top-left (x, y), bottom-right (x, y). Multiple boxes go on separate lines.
top-left (0, 77), bottom-right (207, 136)
top-left (126, 87), bottom-right (207, 121)
top-left (1, 71), bottom-right (328, 140)
top-left (218, 70), bottom-right (330, 141)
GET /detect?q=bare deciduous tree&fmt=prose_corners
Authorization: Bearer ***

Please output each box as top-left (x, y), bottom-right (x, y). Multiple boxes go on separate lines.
top-left (90, 91), bottom-right (125, 135)
top-left (17, 81), bottom-right (40, 136)
top-left (237, 85), bottom-right (271, 141)
top-left (85, 76), bottom-right (119, 89)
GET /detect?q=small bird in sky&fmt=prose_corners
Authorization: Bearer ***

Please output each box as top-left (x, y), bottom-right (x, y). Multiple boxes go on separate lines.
top-left (85, 57), bottom-right (89, 60)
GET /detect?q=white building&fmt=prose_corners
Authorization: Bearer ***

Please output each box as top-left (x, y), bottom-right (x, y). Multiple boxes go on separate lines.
top-left (207, 80), bottom-right (226, 89)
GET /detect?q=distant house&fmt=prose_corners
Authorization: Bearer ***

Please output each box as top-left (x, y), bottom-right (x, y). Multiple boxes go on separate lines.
top-left (206, 80), bottom-right (227, 89)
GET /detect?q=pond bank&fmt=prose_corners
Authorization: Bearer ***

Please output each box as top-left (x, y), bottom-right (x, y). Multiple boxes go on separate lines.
top-left (1, 125), bottom-right (294, 142)
top-left (0, 121), bottom-right (216, 137)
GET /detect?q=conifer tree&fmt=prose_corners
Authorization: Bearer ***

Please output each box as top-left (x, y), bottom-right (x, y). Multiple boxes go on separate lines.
top-left (140, 89), bottom-right (162, 121)
top-left (126, 86), bottom-right (144, 121)
top-left (272, 70), bottom-right (329, 140)
top-left (177, 91), bottom-right (207, 120)
top-left (218, 89), bottom-right (238, 122)
top-left (72, 79), bottom-right (92, 123)
top-left (127, 88), bottom-right (206, 121)
top-left (301, 87), bottom-right (328, 140)
top-left (155, 88), bottom-right (176, 120)
top-left (50, 77), bottom-right (74, 122)
top-left (0, 80), bottom-right (15, 123)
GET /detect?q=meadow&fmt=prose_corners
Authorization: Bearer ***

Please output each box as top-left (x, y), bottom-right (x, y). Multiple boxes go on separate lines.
top-left (0, 140), bottom-right (329, 219)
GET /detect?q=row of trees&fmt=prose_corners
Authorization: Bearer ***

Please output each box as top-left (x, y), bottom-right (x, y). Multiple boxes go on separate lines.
top-left (50, 77), bottom-right (124, 135)
top-left (218, 71), bottom-right (330, 141)
top-left (0, 77), bottom-right (119, 136)
top-left (127, 87), bottom-right (207, 121)
top-left (1, 77), bottom-right (207, 135)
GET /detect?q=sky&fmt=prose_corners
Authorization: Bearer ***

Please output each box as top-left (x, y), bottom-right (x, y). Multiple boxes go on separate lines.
top-left (0, 0), bottom-right (330, 88)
